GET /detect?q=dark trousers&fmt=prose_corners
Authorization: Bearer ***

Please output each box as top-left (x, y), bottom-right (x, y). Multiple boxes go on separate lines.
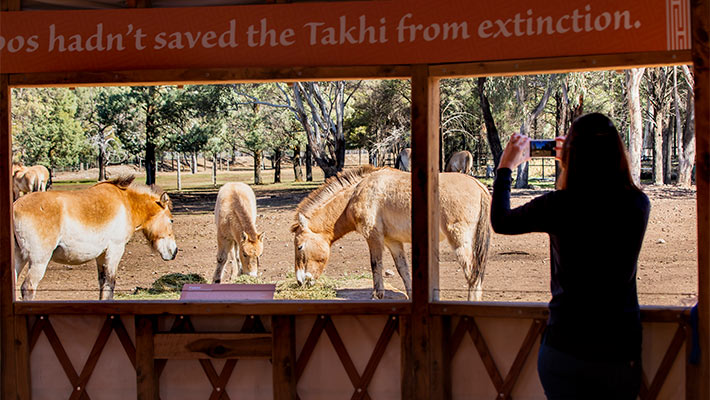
top-left (537, 341), bottom-right (641, 400)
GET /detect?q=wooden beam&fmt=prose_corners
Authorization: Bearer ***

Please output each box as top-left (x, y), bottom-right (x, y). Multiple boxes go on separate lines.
top-left (153, 333), bottom-right (272, 359)
top-left (0, 73), bottom-right (17, 400)
top-left (272, 316), bottom-right (296, 400)
top-left (408, 64), bottom-right (440, 400)
top-left (8, 65), bottom-right (411, 88)
top-left (429, 50), bottom-right (691, 78)
top-left (14, 301), bottom-right (412, 315)
top-left (135, 316), bottom-right (158, 400)
top-left (14, 316), bottom-right (30, 400)
top-left (692, 0), bottom-right (710, 399)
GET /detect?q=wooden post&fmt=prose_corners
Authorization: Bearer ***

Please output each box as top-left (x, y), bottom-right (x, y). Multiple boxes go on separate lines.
top-left (135, 316), bottom-right (158, 400)
top-left (0, 70), bottom-right (18, 400)
top-left (407, 65), bottom-right (442, 399)
top-left (692, 0), bottom-right (710, 398)
top-left (272, 316), bottom-right (296, 399)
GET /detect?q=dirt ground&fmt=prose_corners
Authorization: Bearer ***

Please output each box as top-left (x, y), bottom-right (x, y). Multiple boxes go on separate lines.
top-left (20, 166), bottom-right (698, 306)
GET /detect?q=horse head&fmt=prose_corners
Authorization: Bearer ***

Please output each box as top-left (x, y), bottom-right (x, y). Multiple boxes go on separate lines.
top-left (142, 191), bottom-right (178, 261)
top-left (292, 213), bottom-right (331, 286)
top-left (238, 231), bottom-right (264, 277)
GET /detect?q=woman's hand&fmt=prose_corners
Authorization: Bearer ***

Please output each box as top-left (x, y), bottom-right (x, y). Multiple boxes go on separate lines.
top-left (498, 133), bottom-right (531, 170)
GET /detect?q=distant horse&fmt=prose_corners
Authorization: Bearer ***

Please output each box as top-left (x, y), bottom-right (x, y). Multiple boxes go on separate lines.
top-left (213, 182), bottom-right (264, 283)
top-left (445, 151), bottom-right (474, 175)
top-left (13, 164), bottom-right (50, 200)
top-left (13, 175), bottom-right (178, 300)
top-left (291, 166), bottom-right (491, 300)
top-left (394, 148), bottom-right (411, 171)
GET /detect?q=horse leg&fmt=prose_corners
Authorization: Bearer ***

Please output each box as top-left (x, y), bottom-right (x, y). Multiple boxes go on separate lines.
top-left (225, 241), bottom-right (239, 280)
top-left (446, 226), bottom-right (482, 301)
top-left (366, 236), bottom-right (386, 299)
top-left (385, 239), bottom-right (411, 299)
top-left (20, 257), bottom-right (50, 301)
top-left (96, 245), bottom-right (124, 300)
top-left (213, 236), bottom-right (234, 283)
top-left (14, 242), bottom-right (28, 283)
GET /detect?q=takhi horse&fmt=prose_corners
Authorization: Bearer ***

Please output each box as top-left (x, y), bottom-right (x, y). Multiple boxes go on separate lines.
top-left (13, 175), bottom-right (178, 300)
top-left (445, 150), bottom-right (474, 175)
top-left (13, 164), bottom-right (51, 200)
top-left (213, 182), bottom-right (264, 283)
top-left (292, 165), bottom-right (491, 301)
top-left (394, 148), bottom-right (411, 171)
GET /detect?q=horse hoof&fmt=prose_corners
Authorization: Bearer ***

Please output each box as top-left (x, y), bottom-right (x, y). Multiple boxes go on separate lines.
top-left (371, 291), bottom-right (385, 300)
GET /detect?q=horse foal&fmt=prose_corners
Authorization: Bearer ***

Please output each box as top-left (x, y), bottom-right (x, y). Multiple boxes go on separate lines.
top-left (13, 176), bottom-right (178, 300)
top-left (213, 182), bottom-right (264, 283)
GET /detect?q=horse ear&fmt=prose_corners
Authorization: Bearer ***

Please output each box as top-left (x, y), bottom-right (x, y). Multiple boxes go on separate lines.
top-left (298, 213), bottom-right (309, 230)
top-left (158, 192), bottom-right (172, 210)
top-left (241, 231), bottom-right (248, 242)
top-left (257, 232), bottom-right (265, 241)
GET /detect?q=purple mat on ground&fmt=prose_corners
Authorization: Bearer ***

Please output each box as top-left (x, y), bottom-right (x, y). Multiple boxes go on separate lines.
top-left (180, 284), bottom-right (276, 300)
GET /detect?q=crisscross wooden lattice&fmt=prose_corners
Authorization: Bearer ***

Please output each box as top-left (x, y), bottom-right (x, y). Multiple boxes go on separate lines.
top-left (449, 316), bottom-right (689, 400)
top-left (639, 322), bottom-right (688, 400)
top-left (449, 316), bottom-right (545, 400)
top-left (295, 315), bottom-right (399, 400)
top-left (155, 314), bottom-right (267, 400)
top-left (28, 315), bottom-right (136, 400)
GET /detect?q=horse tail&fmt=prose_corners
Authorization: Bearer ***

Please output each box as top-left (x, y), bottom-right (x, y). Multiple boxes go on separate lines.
top-left (471, 190), bottom-right (491, 296)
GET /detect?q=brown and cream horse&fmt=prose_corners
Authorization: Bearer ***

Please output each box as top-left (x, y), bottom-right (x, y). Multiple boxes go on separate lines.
top-left (292, 166), bottom-right (491, 300)
top-left (13, 175), bottom-right (178, 300)
top-left (213, 182), bottom-right (264, 283)
top-left (445, 150), bottom-right (474, 175)
top-left (13, 164), bottom-right (51, 200)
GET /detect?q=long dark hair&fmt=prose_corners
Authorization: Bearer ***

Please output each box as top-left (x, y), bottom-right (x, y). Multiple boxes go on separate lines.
top-left (559, 113), bottom-right (639, 192)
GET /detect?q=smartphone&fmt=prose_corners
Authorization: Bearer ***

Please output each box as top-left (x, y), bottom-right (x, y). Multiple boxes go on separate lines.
top-left (529, 139), bottom-right (556, 158)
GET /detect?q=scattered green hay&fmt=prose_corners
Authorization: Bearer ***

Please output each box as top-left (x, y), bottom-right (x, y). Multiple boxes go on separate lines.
top-left (116, 273), bottom-right (206, 300)
top-left (274, 272), bottom-right (338, 300)
top-left (230, 274), bottom-right (269, 285)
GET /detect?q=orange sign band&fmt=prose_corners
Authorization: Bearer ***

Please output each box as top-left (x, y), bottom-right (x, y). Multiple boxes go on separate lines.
top-left (0, 0), bottom-right (690, 74)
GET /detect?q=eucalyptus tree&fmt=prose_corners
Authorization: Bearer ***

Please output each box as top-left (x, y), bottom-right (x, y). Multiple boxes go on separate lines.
top-left (626, 68), bottom-right (646, 186)
top-left (349, 80), bottom-right (410, 167)
top-left (678, 66), bottom-right (695, 187)
top-left (75, 87), bottom-right (131, 180)
top-left (12, 88), bottom-right (86, 180)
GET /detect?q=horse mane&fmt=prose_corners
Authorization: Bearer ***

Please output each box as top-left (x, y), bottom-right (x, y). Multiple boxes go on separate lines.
top-left (294, 165), bottom-right (380, 224)
top-left (97, 175), bottom-right (165, 198)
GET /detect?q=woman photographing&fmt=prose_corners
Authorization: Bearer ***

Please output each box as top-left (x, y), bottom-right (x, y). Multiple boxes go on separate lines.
top-left (491, 113), bottom-right (650, 399)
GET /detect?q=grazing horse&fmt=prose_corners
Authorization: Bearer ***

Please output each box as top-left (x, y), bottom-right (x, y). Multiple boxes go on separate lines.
top-left (13, 164), bottom-right (51, 200)
top-left (292, 166), bottom-right (491, 300)
top-left (394, 148), bottom-right (411, 171)
top-left (445, 151), bottom-right (474, 175)
top-left (213, 182), bottom-right (264, 283)
top-left (13, 175), bottom-right (178, 300)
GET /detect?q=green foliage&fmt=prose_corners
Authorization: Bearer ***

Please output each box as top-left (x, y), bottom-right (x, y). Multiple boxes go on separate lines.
top-left (12, 88), bottom-right (87, 169)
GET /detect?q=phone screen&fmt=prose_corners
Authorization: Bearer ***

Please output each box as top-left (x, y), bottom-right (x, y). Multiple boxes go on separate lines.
top-left (529, 140), bottom-right (556, 157)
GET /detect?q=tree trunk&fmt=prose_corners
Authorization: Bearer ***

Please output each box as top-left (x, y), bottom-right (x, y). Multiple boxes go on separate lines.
top-left (212, 155), bottom-right (217, 186)
top-left (254, 150), bottom-right (263, 185)
top-left (305, 143), bottom-right (313, 181)
top-left (653, 106), bottom-right (664, 185)
top-left (98, 145), bottom-right (106, 181)
top-left (678, 66), bottom-right (695, 187)
top-left (144, 87), bottom-right (158, 186)
top-left (477, 77), bottom-right (503, 169)
top-left (515, 76), bottom-right (554, 189)
top-left (191, 152), bottom-right (197, 174)
top-left (626, 68), bottom-right (645, 186)
top-left (145, 140), bottom-right (156, 186)
top-left (293, 146), bottom-right (303, 182)
top-left (176, 152), bottom-right (182, 191)
top-left (274, 148), bottom-right (282, 184)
